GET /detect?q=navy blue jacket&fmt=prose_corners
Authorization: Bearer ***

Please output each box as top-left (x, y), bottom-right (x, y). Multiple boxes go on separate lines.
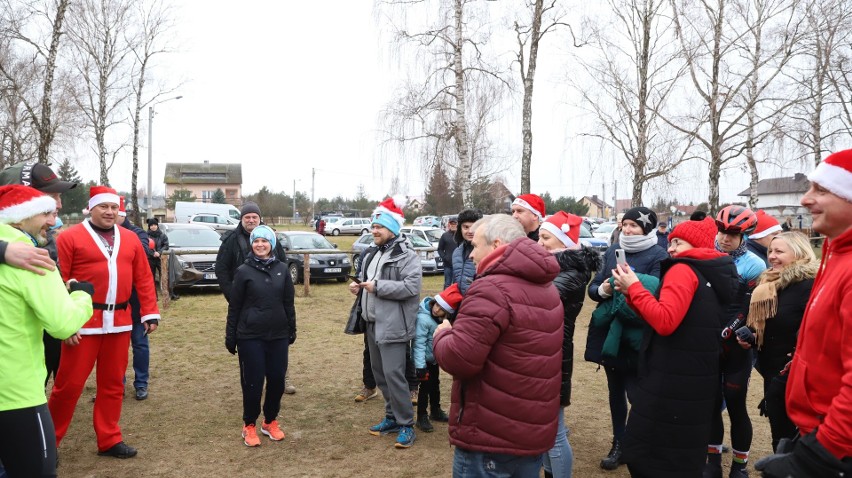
top-left (451, 241), bottom-right (476, 295)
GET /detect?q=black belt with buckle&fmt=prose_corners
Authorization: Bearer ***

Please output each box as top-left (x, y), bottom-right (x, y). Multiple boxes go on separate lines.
top-left (92, 301), bottom-right (129, 312)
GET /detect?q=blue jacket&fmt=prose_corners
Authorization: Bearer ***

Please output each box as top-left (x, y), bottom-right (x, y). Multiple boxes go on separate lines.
top-left (451, 241), bottom-right (476, 295)
top-left (746, 239), bottom-right (769, 266)
top-left (413, 297), bottom-right (441, 368)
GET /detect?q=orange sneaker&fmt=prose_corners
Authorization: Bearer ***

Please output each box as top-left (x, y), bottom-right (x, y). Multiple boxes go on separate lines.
top-left (261, 420), bottom-right (286, 441)
top-left (242, 424), bottom-right (261, 447)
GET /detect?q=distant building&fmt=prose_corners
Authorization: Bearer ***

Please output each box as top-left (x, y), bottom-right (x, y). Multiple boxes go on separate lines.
top-left (164, 161), bottom-right (242, 206)
top-left (582, 195), bottom-right (612, 219)
top-left (737, 173), bottom-right (812, 227)
top-left (614, 198), bottom-right (632, 214)
top-left (406, 196), bottom-right (425, 213)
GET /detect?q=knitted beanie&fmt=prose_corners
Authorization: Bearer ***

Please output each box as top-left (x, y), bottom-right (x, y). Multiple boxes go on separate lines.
top-left (668, 217), bottom-right (717, 249)
top-left (241, 201), bottom-right (261, 218)
top-left (249, 224), bottom-right (276, 250)
top-left (622, 206), bottom-right (657, 235)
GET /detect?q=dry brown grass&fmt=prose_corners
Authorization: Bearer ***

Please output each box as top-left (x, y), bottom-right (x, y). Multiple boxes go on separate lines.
top-left (54, 236), bottom-right (773, 477)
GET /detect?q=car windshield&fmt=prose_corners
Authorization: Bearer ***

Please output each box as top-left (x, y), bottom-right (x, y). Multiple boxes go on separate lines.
top-left (168, 228), bottom-right (222, 248)
top-left (407, 235), bottom-right (431, 247)
top-left (287, 234), bottom-right (335, 250)
top-left (423, 229), bottom-right (442, 242)
top-left (579, 225), bottom-right (593, 238)
top-left (596, 223), bottom-right (616, 234)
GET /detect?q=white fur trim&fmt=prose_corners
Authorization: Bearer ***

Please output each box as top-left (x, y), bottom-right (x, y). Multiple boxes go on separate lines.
top-left (0, 195), bottom-right (57, 224)
top-left (434, 295), bottom-right (455, 314)
top-left (88, 192), bottom-right (120, 210)
top-left (809, 161), bottom-right (852, 202)
top-left (372, 205), bottom-right (405, 227)
top-left (749, 224), bottom-right (782, 240)
top-left (540, 221), bottom-right (577, 249)
top-left (512, 197), bottom-right (543, 220)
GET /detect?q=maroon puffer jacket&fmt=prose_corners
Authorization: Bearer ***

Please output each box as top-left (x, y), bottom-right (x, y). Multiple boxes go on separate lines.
top-left (433, 237), bottom-right (563, 456)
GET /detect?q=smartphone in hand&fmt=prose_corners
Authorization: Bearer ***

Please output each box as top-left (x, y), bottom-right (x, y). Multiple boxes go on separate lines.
top-left (615, 249), bottom-right (627, 268)
top-left (347, 274), bottom-right (361, 284)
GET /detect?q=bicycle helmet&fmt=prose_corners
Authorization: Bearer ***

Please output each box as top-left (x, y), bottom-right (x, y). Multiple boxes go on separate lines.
top-left (715, 205), bottom-right (758, 235)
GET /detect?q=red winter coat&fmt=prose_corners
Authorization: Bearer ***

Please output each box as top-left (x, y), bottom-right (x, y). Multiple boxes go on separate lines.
top-left (433, 237), bottom-right (563, 456)
top-left (786, 227), bottom-right (852, 459)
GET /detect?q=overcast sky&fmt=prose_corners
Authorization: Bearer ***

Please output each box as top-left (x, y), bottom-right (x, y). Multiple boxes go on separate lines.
top-left (91, 1), bottom-right (810, 207)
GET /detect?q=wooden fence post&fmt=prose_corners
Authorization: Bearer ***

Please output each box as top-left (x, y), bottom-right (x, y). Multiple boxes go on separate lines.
top-left (302, 253), bottom-right (311, 296)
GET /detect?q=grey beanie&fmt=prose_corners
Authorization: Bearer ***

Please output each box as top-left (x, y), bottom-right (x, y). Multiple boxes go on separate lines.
top-left (241, 201), bottom-right (261, 218)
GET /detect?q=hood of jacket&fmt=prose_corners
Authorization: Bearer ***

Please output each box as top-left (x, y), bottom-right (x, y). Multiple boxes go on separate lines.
top-left (666, 248), bottom-right (737, 304)
top-left (478, 237), bottom-right (560, 284)
top-left (555, 246), bottom-right (601, 276)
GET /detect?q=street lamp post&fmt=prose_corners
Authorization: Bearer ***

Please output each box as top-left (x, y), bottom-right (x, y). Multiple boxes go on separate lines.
top-left (147, 95), bottom-right (183, 220)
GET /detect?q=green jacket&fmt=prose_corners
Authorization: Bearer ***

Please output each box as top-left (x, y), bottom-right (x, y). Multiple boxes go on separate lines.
top-left (591, 274), bottom-right (660, 367)
top-left (0, 224), bottom-right (93, 412)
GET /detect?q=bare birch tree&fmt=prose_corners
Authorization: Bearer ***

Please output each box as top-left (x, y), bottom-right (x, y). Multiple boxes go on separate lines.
top-left (378, 0), bottom-right (509, 208)
top-left (67, 0), bottom-right (134, 185)
top-left (576, 0), bottom-right (692, 207)
top-left (0, 0), bottom-right (75, 165)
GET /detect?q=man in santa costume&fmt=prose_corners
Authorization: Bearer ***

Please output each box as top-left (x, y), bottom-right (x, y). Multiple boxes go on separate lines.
top-left (511, 193), bottom-right (545, 241)
top-left (756, 149), bottom-right (852, 477)
top-left (48, 186), bottom-right (160, 459)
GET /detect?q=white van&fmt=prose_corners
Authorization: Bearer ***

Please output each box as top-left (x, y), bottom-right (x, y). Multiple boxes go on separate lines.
top-left (174, 201), bottom-right (241, 224)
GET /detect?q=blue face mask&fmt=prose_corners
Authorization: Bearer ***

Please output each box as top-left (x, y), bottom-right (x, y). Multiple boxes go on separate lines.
top-left (50, 215), bottom-right (63, 230)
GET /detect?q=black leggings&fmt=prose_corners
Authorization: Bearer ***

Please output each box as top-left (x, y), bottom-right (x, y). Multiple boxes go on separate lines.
top-left (238, 339), bottom-right (288, 425)
top-left (763, 373), bottom-right (797, 452)
top-left (0, 404), bottom-right (57, 478)
top-left (710, 348), bottom-right (753, 452)
top-left (416, 362), bottom-right (442, 416)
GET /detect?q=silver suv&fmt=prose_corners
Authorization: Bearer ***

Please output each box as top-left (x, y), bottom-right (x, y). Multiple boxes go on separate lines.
top-left (327, 217), bottom-right (371, 236)
top-left (189, 213), bottom-right (238, 234)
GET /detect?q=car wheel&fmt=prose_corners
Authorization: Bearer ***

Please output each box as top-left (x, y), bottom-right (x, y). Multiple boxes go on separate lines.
top-left (352, 254), bottom-right (360, 266)
top-left (332, 229), bottom-right (340, 236)
top-left (288, 263), bottom-right (300, 284)
top-left (360, 228), bottom-right (368, 235)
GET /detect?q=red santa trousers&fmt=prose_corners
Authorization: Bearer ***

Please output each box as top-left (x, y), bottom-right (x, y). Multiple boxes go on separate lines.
top-left (48, 332), bottom-right (130, 451)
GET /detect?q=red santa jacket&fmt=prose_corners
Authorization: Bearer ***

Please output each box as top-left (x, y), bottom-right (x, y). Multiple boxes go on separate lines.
top-left (433, 238), bottom-right (563, 456)
top-left (57, 220), bottom-right (160, 335)
top-left (786, 227), bottom-right (852, 459)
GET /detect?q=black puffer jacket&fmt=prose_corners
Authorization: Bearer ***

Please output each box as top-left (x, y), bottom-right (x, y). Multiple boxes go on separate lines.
top-left (225, 256), bottom-right (296, 345)
top-left (215, 223), bottom-right (287, 301)
top-left (552, 246), bottom-right (600, 406)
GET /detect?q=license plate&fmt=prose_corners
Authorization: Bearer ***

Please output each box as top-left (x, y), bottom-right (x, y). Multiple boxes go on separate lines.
top-left (204, 273), bottom-right (217, 280)
top-left (324, 268), bottom-right (342, 273)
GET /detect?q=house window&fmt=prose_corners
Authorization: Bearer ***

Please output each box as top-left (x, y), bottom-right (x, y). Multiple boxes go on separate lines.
top-left (201, 190), bottom-right (215, 202)
top-left (226, 189), bottom-right (237, 198)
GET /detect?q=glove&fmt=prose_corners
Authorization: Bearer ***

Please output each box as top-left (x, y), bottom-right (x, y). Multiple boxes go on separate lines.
top-left (69, 280), bottom-right (95, 297)
top-left (416, 368), bottom-right (430, 382)
top-left (755, 431), bottom-right (852, 477)
top-left (288, 331), bottom-right (296, 345)
top-left (225, 338), bottom-right (237, 355)
top-left (147, 319), bottom-right (159, 327)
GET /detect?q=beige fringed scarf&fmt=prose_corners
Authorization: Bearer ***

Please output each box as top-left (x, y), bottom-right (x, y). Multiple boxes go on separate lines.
top-left (747, 261), bottom-right (818, 349)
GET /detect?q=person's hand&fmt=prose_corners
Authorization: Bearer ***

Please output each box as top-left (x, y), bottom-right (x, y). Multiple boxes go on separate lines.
top-left (5, 242), bottom-right (55, 275)
top-left (348, 281), bottom-right (360, 295)
top-left (416, 368), bottom-right (430, 381)
top-left (601, 281), bottom-right (613, 296)
top-left (434, 320), bottom-right (452, 336)
top-left (64, 332), bottom-right (82, 346)
top-left (153, 251), bottom-right (160, 258)
top-left (144, 320), bottom-right (158, 335)
top-left (755, 432), bottom-right (852, 477)
top-left (68, 280), bottom-right (95, 296)
top-left (289, 331), bottom-right (297, 345)
top-left (612, 264), bottom-right (639, 295)
top-left (225, 338), bottom-right (237, 355)
top-left (736, 336), bottom-right (753, 349)
top-left (360, 281), bottom-right (376, 293)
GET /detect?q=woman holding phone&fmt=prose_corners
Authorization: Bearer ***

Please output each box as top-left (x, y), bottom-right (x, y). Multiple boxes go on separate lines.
top-left (586, 206), bottom-right (669, 470)
top-left (612, 217), bottom-right (737, 478)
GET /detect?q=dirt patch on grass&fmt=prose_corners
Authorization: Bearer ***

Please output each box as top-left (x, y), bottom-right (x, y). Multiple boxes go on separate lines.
top-left (53, 271), bottom-right (772, 477)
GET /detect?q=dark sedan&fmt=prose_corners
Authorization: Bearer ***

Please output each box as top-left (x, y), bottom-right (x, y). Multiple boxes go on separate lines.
top-left (277, 231), bottom-right (352, 284)
top-left (159, 223), bottom-right (222, 288)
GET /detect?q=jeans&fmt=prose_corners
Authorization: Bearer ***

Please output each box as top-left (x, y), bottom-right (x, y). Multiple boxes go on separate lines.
top-left (544, 408), bottom-right (573, 478)
top-left (453, 448), bottom-right (543, 478)
top-left (130, 291), bottom-right (149, 389)
top-left (443, 266), bottom-right (454, 289)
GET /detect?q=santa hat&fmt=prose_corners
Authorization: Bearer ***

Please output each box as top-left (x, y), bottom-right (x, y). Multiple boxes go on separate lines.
top-left (808, 148), bottom-right (852, 202)
top-left (372, 196), bottom-right (405, 235)
top-left (750, 210), bottom-right (782, 240)
top-left (118, 196), bottom-right (127, 217)
top-left (0, 184), bottom-right (57, 224)
top-left (87, 185), bottom-right (120, 213)
top-left (512, 194), bottom-right (545, 220)
top-left (540, 211), bottom-right (582, 249)
top-left (668, 217), bottom-right (717, 249)
top-left (434, 284), bottom-right (463, 315)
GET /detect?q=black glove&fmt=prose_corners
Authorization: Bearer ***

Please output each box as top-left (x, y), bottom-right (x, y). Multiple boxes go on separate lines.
top-left (225, 338), bottom-right (237, 355)
top-left (288, 331), bottom-right (296, 345)
top-left (755, 431), bottom-right (852, 477)
top-left (69, 280), bottom-right (95, 297)
top-left (416, 368), bottom-right (430, 382)
top-left (147, 319), bottom-right (159, 327)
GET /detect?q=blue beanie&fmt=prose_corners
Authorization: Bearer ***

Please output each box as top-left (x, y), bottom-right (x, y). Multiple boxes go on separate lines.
top-left (249, 225), bottom-right (276, 250)
top-left (372, 213), bottom-right (400, 236)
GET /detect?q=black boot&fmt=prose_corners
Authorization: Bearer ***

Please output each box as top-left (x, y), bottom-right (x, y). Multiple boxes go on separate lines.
top-left (416, 413), bottom-right (433, 433)
top-left (703, 453), bottom-right (723, 478)
top-left (729, 459), bottom-right (749, 478)
top-left (600, 439), bottom-right (622, 470)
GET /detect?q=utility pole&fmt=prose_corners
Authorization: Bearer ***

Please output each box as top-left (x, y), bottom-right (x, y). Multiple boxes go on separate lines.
top-left (602, 181), bottom-right (607, 218)
top-left (613, 180), bottom-right (618, 214)
top-left (310, 168), bottom-right (315, 224)
top-left (292, 179), bottom-right (297, 221)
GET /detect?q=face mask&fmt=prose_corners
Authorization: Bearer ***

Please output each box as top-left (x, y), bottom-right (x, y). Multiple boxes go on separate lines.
top-left (50, 215), bottom-right (64, 230)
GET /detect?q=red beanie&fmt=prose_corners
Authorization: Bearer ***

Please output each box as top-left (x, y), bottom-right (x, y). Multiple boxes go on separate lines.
top-left (668, 217), bottom-right (717, 249)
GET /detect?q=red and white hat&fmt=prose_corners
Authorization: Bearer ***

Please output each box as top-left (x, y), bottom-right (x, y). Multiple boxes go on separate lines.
top-left (434, 283), bottom-right (463, 315)
top-left (0, 184), bottom-right (57, 224)
top-left (512, 194), bottom-right (545, 220)
top-left (87, 185), bottom-right (120, 212)
top-left (118, 196), bottom-right (127, 217)
top-left (809, 148), bottom-right (852, 202)
top-left (750, 210), bottom-right (782, 240)
top-left (540, 211), bottom-right (582, 249)
top-left (371, 195), bottom-right (406, 235)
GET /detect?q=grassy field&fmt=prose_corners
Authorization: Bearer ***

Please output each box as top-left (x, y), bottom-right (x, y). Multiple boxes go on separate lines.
top-left (53, 232), bottom-right (774, 477)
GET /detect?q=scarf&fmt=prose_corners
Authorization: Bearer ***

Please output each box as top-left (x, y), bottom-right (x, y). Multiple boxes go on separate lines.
top-left (716, 237), bottom-right (748, 258)
top-left (619, 229), bottom-right (658, 253)
top-left (747, 261), bottom-right (819, 349)
top-left (251, 254), bottom-right (276, 266)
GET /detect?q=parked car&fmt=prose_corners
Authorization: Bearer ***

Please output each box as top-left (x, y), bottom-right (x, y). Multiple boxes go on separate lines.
top-left (593, 222), bottom-right (618, 245)
top-left (276, 231), bottom-right (351, 284)
top-left (440, 214), bottom-right (458, 230)
top-left (413, 215), bottom-right (441, 228)
top-left (399, 226), bottom-right (443, 247)
top-left (352, 232), bottom-right (443, 274)
top-left (579, 225), bottom-right (609, 255)
top-left (189, 213), bottom-right (238, 234)
top-left (159, 223), bottom-right (222, 289)
top-left (326, 217), bottom-right (371, 236)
